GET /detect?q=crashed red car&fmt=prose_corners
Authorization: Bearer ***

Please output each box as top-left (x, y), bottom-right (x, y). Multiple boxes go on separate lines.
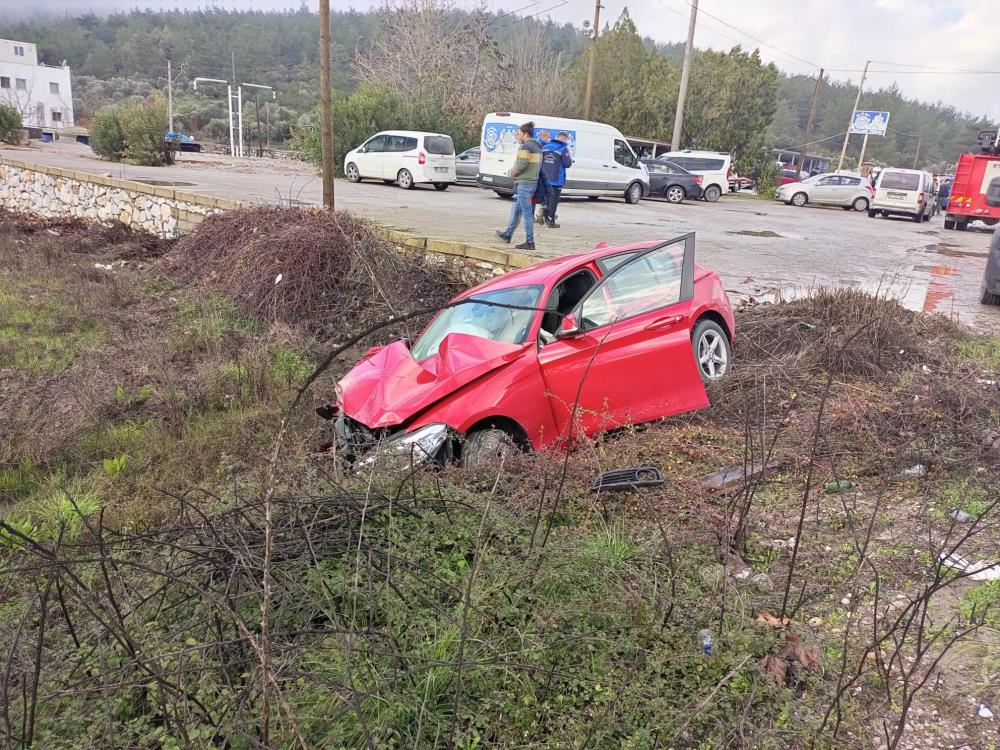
top-left (318, 234), bottom-right (735, 468)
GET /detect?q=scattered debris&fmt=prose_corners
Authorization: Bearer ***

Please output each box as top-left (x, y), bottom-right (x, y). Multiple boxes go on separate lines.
top-left (808, 617), bottom-right (824, 628)
top-left (900, 464), bottom-right (927, 478)
top-left (764, 537), bottom-right (797, 550)
top-left (759, 629), bottom-right (824, 688)
top-left (591, 466), bottom-right (664, 492)
top-left (756, 611), bottom-right (790, 628)
top-left (698, 628), bottom-right (715, 656)
top-left (948, 509), bottom-right (974, 523)
top-left (939, 552), bottom-right (1000, 581)
top-left (978, 704), bottom-right (994, 720)
top-left (700, 461), bottom-right (779, 495)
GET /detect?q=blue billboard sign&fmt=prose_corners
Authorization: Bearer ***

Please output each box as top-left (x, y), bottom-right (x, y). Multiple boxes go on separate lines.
top-left (849, 110), bottom-right (890, 136)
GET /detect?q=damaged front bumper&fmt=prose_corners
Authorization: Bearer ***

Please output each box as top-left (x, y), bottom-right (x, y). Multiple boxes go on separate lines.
top-left (317, 404), bottom-right (452, 470)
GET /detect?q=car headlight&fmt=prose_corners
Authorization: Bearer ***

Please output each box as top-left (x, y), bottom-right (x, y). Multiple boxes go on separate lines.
top-left (355, 423), bottom-right (450, 471)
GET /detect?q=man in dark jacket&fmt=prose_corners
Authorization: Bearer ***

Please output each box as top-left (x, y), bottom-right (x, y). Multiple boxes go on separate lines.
top-left (538, 131), bottom-right (573, 228)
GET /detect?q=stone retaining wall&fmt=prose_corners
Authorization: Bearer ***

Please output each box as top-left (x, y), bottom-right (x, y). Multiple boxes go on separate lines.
top-left (0, 158), bottom-right (242, 238)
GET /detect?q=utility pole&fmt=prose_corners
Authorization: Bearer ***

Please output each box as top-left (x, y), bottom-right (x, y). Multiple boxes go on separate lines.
top-left (167, 59), bottom-right (174, 133)
top-left (912, 135), bottom-right (922, 169)
top-left (319, 0), bottom-right (335, 209)
top-left (582, 0), bottom-right (602, 121)
top-left (837, 59), bottom-right (870, 172)
top-left (671, 0), bottom-right (698, 151)
top-left (796, 67), bottom-right (823, 179)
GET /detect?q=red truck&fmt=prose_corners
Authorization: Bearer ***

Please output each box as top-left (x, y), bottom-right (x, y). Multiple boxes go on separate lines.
top-left (944, 129), bottom-right (1000, 231)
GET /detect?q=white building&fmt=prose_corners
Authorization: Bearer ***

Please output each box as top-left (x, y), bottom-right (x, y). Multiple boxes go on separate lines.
top-left (0, 39), bottom-right (74, 130)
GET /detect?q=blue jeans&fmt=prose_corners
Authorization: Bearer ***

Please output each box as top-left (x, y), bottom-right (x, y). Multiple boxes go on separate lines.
top-left (504, 182), bottom-right (535, 243)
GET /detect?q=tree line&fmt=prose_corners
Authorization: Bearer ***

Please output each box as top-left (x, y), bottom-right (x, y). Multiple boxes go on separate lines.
top-left (1, 5), bottom-right (994, 172)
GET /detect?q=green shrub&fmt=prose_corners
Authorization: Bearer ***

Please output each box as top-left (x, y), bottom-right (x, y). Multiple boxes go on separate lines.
top-left (89, 107), bottom-right (126, 160)
top-left (0, 102), bottom-right (21, 144)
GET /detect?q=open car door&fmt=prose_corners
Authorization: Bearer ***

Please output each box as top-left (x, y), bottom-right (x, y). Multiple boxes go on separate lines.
top-left (537, 234), bottom-right (708, 438)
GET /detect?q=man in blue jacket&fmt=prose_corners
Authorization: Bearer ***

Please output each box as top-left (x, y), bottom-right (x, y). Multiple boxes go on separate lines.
top-left (538, 131), bottom-right (573, 228)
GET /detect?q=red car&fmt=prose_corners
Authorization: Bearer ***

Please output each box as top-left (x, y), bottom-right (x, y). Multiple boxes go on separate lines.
top-left (319, 235), bottom-right (735, 468)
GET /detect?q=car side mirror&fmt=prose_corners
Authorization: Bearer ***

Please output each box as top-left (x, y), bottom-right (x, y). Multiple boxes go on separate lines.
top-left (556, 313), bottom-right (581, 339)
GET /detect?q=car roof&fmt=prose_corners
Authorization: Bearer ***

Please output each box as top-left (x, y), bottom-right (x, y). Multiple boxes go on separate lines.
top-left (660, 150), bottom-right (731, 157)
top-left (455, 240), bottom-right (669, 298)
top-left (374, 130), bottom-right (451, 138)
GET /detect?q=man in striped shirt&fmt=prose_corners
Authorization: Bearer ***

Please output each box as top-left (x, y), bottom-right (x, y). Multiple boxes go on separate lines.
top-left (495, 121), bottom-right (542, 251)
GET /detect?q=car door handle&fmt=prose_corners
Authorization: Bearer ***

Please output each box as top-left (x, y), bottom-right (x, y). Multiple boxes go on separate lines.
top-left (645, 314), bottom-right (684, 331)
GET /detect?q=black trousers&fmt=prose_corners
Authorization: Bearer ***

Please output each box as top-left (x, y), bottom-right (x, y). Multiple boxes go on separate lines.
top-left (545, 186), bottom-right (563, 222)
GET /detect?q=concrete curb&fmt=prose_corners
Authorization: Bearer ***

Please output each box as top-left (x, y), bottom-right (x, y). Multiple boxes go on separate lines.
top-left (371, 227), bottom-right (542, 272)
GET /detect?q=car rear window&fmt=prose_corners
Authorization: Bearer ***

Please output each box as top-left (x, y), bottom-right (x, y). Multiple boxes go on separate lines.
top-left (880, 171), bottom-right (920, 191)
top-left (424, 135), bottom-right (454, 155)
top-left (692, 158), bottom-right (725, 171)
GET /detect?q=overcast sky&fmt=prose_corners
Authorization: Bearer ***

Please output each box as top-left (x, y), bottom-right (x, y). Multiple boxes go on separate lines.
top-left (11, 0), bottom-right (1000, 120)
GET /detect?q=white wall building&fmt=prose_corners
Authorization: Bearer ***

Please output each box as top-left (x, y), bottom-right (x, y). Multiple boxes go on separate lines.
top-left (0, 39), bottom-right (74, 130)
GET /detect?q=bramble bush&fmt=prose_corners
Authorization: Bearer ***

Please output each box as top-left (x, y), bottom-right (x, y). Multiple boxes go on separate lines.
top-left (89, 95), bottom-right (169, 166)
top-left (0, 102), bottom-right (22, 144)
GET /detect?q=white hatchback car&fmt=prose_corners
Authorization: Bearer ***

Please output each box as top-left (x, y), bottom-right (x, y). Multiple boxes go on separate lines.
top-left (776, 173), bottom-right (873, 212)
top-left (344, 130), bottom-right (457, 190)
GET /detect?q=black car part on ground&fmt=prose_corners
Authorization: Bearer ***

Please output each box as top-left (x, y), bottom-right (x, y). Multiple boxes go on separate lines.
top-left (982, 227), bottom-right (1000, 305)
top-left (591, 467), bottom-right (665, 493)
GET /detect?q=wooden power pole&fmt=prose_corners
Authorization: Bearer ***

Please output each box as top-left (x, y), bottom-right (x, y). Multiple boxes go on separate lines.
top-left (319, 0), bottom-right (335, 210)
top-left (912, 135), bottom-right (922, 169)
top-left (671, 0), bottom-right (698, 151)
top-left (582, 0), bottom-right (602, 120)
top-left (796, 68), bottom-right (823, 180)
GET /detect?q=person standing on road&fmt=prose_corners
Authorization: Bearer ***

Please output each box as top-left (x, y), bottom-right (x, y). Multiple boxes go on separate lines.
top-left (496, 122), bottom-right (542, 251)
top-left (539, 131), bottom-right (573, 228)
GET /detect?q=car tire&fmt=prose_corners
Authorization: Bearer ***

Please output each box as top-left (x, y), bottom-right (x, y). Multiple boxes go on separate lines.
top-left (346, 163), bottom-right (361, 183)
top-left (984, 218), bottom-right (999, 227)
top-left (853, 197), bottom-right (869, 212)
top-left (944, 218), bottom-right (956, 230)
top-left (841, 205), bottom-right (853, 211)
top-left (957, 220), bottom-right (968, 231)
top-left (397, 169), bottom-right (414, 190)
top-left (868, 209), bottom-right (876, 218)
top-left (494, 190), bottom-right (513, 199)
top-left (913, 211), bottom-right (922, 223)
top-left (461, 429), bottom-right (515, 470)
top-left (665, 185), bottom-right (685, 204)
top-left (625, 181), bottom-right (643, 204)
top-left (703, 185), bottom-right (722, 203)
top-left (982, 287), bottom-right (1000, 306)
top-left (434, 183), bottom-right (449, 191)
top-left (791, 191), bottom-right (807, 207)
top-left (691, 319), bottom-right (731, 383)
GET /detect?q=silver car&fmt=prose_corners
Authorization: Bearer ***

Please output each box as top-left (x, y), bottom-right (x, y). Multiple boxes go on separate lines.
top-left (777, 173), bottom-right (873, 212)
top-left (456, 147), bottom-right (480, 184)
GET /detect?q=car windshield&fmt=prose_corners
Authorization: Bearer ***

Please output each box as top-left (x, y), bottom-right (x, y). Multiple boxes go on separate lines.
top-left (409, 285), bottom-right (542, 361)
top-left (880, 171), bottom-right (920, 190)
top-left (424, 135), bottom-right (455, 155)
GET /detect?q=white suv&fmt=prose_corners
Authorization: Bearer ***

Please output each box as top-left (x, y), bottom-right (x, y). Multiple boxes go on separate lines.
top-left (344, 130), bottom-right (457, 190)
top-left (655, 150), bottom-right (732, 202)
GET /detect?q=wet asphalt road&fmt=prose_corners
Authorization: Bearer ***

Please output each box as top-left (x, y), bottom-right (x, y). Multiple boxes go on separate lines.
top-left (4, 141), bottom-right (998, 333)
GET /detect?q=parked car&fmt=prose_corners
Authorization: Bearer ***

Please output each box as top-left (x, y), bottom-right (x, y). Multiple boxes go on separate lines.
top-left (317, 234), bottom-right (735, 469)
top-left (456, 147), bottom-right (480, 183)
top-left (868, 168), bottom-right (936, 222)
top-left (344, 130), bottom-right (456, 190)
top-left (641, 159), bottom-right (703, 203)
top-left (477, 112), bottom-right (648, 204)
top-left (776, 173), bottom-right (873, 211)
top-left (655, 150), bottom-right (732, 202)
top-left (778, 168), bottom-right (802, 186)
top-left (728, 173), bottom-right (753, 192)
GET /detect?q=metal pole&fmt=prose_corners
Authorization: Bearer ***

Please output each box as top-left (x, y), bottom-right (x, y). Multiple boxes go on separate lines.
top-left (796, 67), bottom-right (823, 179)
top-left (857, 133), bottom-right (870, 171)
top-left (167, 59), bottom-right (174, 133)
top-left (912, 135), bottom-right (922, 169)
top-left (837, 59), bottom-right (869, 172)
top-left (237, 86), bottom-right (244, 158)
top-left (319, 0), bottom-right (335, 209)
top-left (227, 84), bottom-right (235, 157)
top-left (582, 0), bottom-right (602, 120)
top-left (671, 0), bottom-right (698, 151)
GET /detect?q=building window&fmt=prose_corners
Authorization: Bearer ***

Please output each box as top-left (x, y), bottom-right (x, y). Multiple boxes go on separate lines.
top-left (0, 77), bottom-right (9, 89)
top-left (51, 111), bottom-right (62, 123)
top-left (50, 82), bottom-right (59, 94)
top-left (15, 78), bottom-right (26, 91)
top-left (14, 45), bottom-right (25, 57)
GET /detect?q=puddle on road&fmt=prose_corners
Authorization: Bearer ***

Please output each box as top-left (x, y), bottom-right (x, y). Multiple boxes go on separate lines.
top-left (131, 178), bottom-right (197, 187)
top-left (937, 248), bottom-right (988, 259)
top-left (727, 229), bottom-right (784, 238)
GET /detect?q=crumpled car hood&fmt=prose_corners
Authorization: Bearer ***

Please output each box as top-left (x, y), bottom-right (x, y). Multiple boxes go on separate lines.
top-left (338, 334), bottom-right (526, 429)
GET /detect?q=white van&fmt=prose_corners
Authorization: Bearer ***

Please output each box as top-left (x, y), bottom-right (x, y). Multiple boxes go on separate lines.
top-left (477, 112), bottom-right (649, 204)
top-left (869, 168), bottom-right (936, 222)
top-left (343, 130), bottom-right (456, 190)
top-left (655, 150), bottom-right (732, 202)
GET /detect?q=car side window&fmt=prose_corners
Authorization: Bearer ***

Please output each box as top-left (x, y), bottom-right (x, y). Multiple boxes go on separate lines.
top-left (614, 139), bottom-right (637, 169)
top-left (362, 135), bottom-right (387, 153)
top-left (843, 177), bottom-right (861, 186)
top-left (817, 176), bottom-right (840, 186)
top-left (579, 245), bottom-right (684, 330)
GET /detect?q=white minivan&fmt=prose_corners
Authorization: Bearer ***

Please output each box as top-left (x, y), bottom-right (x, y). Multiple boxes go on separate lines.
top-left (344, 130), bottom-right (456, 190)
top-left (477, 112), bottom-right (649, 204)
top-left (869, 168), bottom-right (936, 222)
top-left (655, 150), bottom-right (732, 202)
